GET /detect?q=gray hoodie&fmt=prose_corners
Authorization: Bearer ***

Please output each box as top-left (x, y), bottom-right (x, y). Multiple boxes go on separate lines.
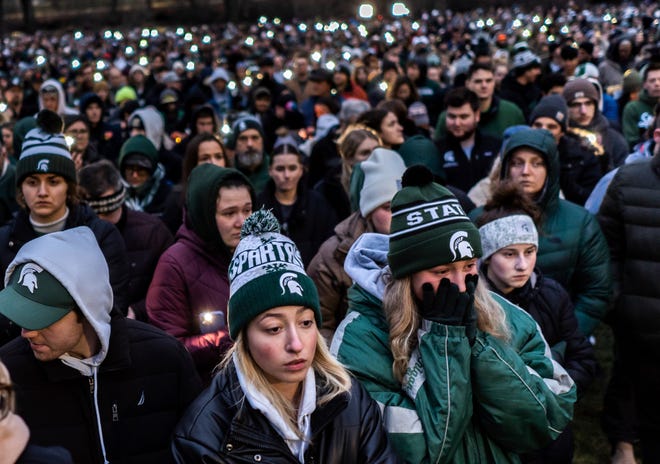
top-left (343, 232), bottom-right (390, 302)
top-left (4, 226), bottom-right (113, 375)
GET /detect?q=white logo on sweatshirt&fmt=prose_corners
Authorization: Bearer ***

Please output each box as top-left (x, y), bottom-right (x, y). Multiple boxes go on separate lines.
top-left (18, 263), bottom-right (44, 294)
top-left (37, 159), bottom-right (50, 172)
top-left (279, 273), bottom-right (303, 296)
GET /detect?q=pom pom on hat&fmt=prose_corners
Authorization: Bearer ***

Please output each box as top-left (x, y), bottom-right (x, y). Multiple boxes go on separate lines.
top-left (228, 209), bottom-right (321, 339)
top-left (401, 164), bottom-right (434, 188)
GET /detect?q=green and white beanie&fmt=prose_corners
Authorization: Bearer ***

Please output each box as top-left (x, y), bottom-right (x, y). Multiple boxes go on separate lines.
top-left (388, 166), bottom-right (482, 278)
top-left (16, 112), bottom-right (75, 185)
top-left (228, 209), bottom-right (321, 339)
top-left (478, 214), bottom-right (538, 260)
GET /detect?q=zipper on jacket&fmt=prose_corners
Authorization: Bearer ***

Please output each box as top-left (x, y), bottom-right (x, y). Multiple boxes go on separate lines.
top-left (89, 370), bottom-right (110, 464)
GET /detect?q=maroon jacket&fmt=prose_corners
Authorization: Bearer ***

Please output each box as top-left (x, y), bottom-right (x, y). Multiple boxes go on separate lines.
top-left (146, 222), bottom-right (232, 380)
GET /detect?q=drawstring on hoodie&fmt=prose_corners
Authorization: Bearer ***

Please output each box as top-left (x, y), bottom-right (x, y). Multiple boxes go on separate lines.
top-left (91, 368), bottom-right (110, 464)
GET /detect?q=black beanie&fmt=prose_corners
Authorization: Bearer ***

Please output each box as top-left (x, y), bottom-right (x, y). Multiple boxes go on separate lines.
top-left (529, 95), bottom-right (568, 132)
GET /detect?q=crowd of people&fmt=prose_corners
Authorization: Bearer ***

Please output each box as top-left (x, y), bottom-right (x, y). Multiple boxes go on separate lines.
top-left (0, 2), bottom-right (659, 463)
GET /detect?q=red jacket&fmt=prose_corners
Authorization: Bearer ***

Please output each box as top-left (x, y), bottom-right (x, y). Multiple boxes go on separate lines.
top-left (146, 222), bottom-right (232, 380)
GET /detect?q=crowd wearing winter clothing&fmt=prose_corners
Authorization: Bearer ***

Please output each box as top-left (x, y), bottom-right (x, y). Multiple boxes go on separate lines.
top-left (0, 2), bottom-right (659, 462)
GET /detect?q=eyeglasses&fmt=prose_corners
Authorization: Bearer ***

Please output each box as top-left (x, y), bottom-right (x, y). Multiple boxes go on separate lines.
top-left (67, 129), bottom-right (89, 136)
top-left (0, 383), bottom-right (14, 421)
top-left (124, 165), bottom-right (149, 175)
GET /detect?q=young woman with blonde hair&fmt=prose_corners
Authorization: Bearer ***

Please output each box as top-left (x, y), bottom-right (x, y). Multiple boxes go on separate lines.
top-left (331, 165), bottom-right (576, 463)
top-left (173, 209), bottom-right (399, 464)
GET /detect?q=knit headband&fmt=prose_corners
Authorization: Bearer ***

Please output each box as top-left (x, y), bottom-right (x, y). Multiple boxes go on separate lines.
top-left (478, 215), bottom-right (538, 260)
top-left (86, 185), bottom-right (126, 214)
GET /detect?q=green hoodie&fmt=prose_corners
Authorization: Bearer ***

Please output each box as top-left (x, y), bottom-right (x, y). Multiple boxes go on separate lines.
top-left (186, 164), bottom-right (255, 256)
top-left (622, 88), bottom-right (658, 149)
top-left (470, 128), bottom-right (612, 336)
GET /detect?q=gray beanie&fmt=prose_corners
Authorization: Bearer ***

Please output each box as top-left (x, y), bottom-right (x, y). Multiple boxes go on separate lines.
top-left (359, 148), bottom-right (406, 217)
top-left (562, 78), bottom-right (599, 104)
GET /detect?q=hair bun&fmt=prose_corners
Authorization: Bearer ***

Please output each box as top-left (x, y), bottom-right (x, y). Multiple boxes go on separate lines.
top-left (36, 109), bottom-right (64, 134)
top-left (240, 208), bottom-right (281, 238)
top-left (402, 164), bottom-right (434, 188)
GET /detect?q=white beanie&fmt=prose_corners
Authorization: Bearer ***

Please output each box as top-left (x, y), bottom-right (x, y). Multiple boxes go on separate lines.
top-left (359, 148), bottom-right (406, 217)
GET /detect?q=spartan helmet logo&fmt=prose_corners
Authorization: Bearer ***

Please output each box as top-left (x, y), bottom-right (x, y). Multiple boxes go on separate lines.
top-left (18, 263), bottom-right (44, 294)
top-left (279, 272), bottom-right (304, 296)
top-left (37, 159), bottom-right (50, 172)
top-left (449, 231), bottom-right (474, 261)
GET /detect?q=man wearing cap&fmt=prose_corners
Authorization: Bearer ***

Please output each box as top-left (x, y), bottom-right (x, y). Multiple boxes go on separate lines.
top-left (228, 116), bottom-right (270, 194)
top-left (119, 134), bottom-right (172, 215)
top-left (530, 94), bottom-right (608, 204)
top-left (5, 77), bottom-right (30, 122)
top-left (203, 67), bottom-right (234, 120)
top-left (435, 87), bottom-right (501, 193)
top-left (622, 62), bottom-right (660, 149)
top-left (563, 78), bottom-right (628, 167)
top-left (500, 48), bottom-right (543, 119)
top-left (285, 51), bottom-right (311, 105)
top-left (435, 63), bottom-right (526, 141)
top-left (301, 68), bottom-right (342, 128)
top-left (0, 227), bottom-right (201, 463)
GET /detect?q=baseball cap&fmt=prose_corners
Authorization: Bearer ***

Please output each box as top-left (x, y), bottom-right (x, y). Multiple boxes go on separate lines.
top-left (0, 262), bottom-right (76, 330)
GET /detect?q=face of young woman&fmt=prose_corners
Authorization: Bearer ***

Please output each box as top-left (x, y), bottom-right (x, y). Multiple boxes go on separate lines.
top-left (486, 244), bottom-right (537, 294)
top-left (21, 173), bottom-right (69, 223)
top-left (215, 186), bottom-right (252, 253)
top-left (411, 258), bottom-right (478, 300)
top-left (268, 153), bottom-right (303, 194)
top-left (246, 305), bottom-right (318, 402)
top-left (197, 140), bottom-right (226, 168)
top-left (368, 202), bottom-right (392, 234)
top-left (379, 112), bottom-right (404, 147)
top-left (351, 137), bottom-right (379, 166)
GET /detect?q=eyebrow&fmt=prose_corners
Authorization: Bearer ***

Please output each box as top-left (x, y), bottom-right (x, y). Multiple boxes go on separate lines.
top-left (258, 306), bottom-right (308, 320)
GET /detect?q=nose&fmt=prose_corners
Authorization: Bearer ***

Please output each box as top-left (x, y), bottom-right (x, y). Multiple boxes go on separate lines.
top-left (521, 162), bottom-right (532, 175)
top-left (449, 272), bottom-right (468, 292)
top-left (21, 328), bottom-right (37, 339)
top-left (236, 211), bottom-right (251, 228)
top-left (515, 255), bottom-right (530, 271)
top-left (286, 327), bottom-right (304, 353)
top-left (37, 181), bottom-right (47, 195)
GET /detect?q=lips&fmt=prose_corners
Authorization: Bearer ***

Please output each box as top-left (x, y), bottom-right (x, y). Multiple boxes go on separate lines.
top-left (284, 359), bottom-right (307, 371)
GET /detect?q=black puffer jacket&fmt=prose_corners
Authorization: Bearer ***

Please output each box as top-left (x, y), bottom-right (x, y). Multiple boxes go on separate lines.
top-left (558, 132), bottom-right (609, 206)
top-left (0, 204), bottom-right (130, 345)
top-left (172, 362), bottom-right (400, 464)
top-left (257, 179), bottom-right (337, 267)
top-left (115, 206), bottom-right (174, 321)
top-left (598, 154), bottom-right (660, 353)
top-left (485, 267), bottom-right (597, 396)
top-left (0, 315), bottom-right (202, 464)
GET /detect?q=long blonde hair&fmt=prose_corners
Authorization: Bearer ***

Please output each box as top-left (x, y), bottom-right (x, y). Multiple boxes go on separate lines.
top-left (336, 124), bottom-right (382, 194)
top-left (383, 274), bottom-right (511, 383)
top-left (221, 329), bottom-right (352, 437)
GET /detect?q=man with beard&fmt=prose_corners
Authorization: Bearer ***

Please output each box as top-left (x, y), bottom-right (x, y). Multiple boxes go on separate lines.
top-left (229, 116), bottom-right (270, 194)
top-left (435, 88), bottom-right (501, 192)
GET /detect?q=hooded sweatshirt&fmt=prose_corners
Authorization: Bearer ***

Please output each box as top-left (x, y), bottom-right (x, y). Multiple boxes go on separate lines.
top-left (38, 79), bottom-right (78, 117)
top-left (4, 227), bottom-right (113, 374)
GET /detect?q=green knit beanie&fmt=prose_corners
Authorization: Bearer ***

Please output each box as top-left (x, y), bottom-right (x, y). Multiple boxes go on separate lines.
top-left (388, 166), bottom-right (482, 279)
top-left (16, 111), bottom-right (76, 185)
top-left (228, 209), bottom-right (321, 339)
top-left (118, 135), bottom-right (159, 173)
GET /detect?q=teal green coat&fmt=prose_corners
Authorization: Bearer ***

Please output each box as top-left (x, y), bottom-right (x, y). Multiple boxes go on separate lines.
top-left (331, 282), bottom-right (575, 464)
top-left (622, 89), bottom-right (657, 148)
top-left (470, 132), bottom-right (611, 336)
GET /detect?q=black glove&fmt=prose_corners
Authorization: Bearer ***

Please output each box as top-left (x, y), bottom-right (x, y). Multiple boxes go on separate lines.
top-left (462, 274), bottom-right (479, 346)
top-left (421, 278), bottom-right (470, 325)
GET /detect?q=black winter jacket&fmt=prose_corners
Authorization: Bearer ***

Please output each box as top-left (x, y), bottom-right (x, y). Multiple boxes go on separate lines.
top-left (558, 133), bottom-right (608, 206)
top-left (0, 315), bottom-right (203, 464)
top-left (485, 268), bottom-right (597, 396)
top-left (172, 363), bottom-right (400, 464)
top-left (116, 207), bottom-right (174, 321)
top-left (257, 179), bottom-right (337, 267)
top-left (435, 130), bottom-right (501, 193)
top-left (598, 154), bottom-right (660, 353)
top-left (0, 205), bottom-right (130, 345)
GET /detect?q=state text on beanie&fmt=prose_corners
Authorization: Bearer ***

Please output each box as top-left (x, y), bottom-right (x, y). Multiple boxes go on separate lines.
top-left (228, 209), bottom-right (321, 339)
top-left (388, 166), bottom-right (482, 278)
top-left (359, 148), bottom-right (405, 217)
